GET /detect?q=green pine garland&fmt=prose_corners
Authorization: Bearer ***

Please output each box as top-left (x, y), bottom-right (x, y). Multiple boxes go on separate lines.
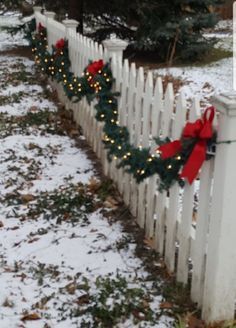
top-left (27, 22), bottom-right (216, 192)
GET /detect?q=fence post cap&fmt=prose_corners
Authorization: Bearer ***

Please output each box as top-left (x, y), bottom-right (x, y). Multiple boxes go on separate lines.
top-left (33, 6), bottom-right (42, 13)
top-left (62, 19), bottom-right (79, 29)
top-left (44, 11), bottom-right (56, 19)
top-left (102, 38), bottom-right (128, 52)
top-left (212, 92), bottom-right (236, 117)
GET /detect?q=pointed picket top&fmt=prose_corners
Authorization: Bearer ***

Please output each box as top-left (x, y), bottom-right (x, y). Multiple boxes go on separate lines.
top-left (130, 62), bottom-right (136, 78)
top-left (122, 59), bottom-right (130, 87)
top-left (94, 42), bottom-right (99, 59)
top-left (98, 44), bottom-right (104, 59)
top-left (122, 59), bottom-right (130, 91)
top-left (133, 67), bottom-right (144, 146)
top-left (162, 82), bottom-right (174, 137)
top-left (145, 71), bottom-right (154, 94)
top-left (103, 47), bottom-right (108, 61)
top-left (173, 90), bottom-right (187, 139)
top-left (127, 62), bottom-right (137, 142)
top-left (137, 67), bottom-right (144, 90)
top-left (111, 53), bottom-right (118, 80)
top-left (154, 76), bottom-right (163, 98)
top-left (115, 59), bottom-right (122, 93)
top-left (142, 71), bottom-right (153, 147)
top-left (118, 59), bottom-right (129, 126)
top-left (90, 40), bottom-right (96, 61)
top-left (151, 77), bottom-right (163, 151)
top-left (151, 77), bottom-right (164, 141)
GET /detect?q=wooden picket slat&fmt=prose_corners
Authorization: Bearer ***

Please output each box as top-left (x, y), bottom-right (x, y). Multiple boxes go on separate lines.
top-left (136, 72), bottom-right (153, 228)
top-left (176, 98), bottom-right (200, 284)
top-left (145, 77), bottom-right (163, 237)
top-left (154, 83), bottom-right (174, 255)
top-left (164, 91), bottom-right (187, 272)
top-left (190, 159), bottom-right (214, 305)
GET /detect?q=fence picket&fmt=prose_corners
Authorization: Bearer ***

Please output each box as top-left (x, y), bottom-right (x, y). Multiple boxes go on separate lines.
top-left (145, 77), bottom-right (163, 237)
top-left (191, 159), bottom-right (214, 306)
top-left (176, 98), bottom-right (199, 284)
top-left (154, 83), bottom-right (174, 255)
top-left (164, 91), bottom-right (186, 272)
top-left (136, 72), bottom-right (153, 227)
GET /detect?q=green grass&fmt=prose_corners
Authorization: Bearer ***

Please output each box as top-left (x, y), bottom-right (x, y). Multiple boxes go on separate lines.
top-left (174, 47), bottom-right (232, 68)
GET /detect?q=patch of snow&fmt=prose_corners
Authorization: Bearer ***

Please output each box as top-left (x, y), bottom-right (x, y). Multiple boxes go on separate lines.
top-left (157, 57), bottom-right (233, 105)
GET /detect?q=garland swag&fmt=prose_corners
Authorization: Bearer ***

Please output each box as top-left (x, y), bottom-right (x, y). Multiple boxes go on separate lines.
top-left (29, 22), bottom-right (216, 191)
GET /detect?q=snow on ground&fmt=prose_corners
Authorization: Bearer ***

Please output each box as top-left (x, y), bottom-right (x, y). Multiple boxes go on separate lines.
top-left (156, 20), bottom-right (233, 104)
top-left (157, 57), bottom-right (232, 103)
top-left (0, 13), bottom-right (28, 51)
top-left (0, 18), bottom-right (173, 328)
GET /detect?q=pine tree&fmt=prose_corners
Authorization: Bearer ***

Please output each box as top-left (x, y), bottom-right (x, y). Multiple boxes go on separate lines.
top-left (134, 0), bottom-right (225, 63)
top-left (1, 0), bottom-right (226, 63)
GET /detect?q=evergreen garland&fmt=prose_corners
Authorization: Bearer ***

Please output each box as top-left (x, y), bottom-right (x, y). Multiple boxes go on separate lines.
top-left (27, 22), bottom-right (216, 191)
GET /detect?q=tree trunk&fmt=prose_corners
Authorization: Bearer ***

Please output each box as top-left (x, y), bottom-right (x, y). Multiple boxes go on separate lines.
top-left (68, 0), bottom-right (84, 33)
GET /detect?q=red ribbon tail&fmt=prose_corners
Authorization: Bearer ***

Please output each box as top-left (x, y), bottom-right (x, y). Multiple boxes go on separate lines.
top-left (180, 140), bottom-right (206, 184)
top-left (158, 140), bottom-right (182, 159)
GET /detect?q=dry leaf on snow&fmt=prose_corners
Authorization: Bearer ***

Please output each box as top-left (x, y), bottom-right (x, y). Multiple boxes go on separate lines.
top-left (21, 313), bottom-right (41, 321)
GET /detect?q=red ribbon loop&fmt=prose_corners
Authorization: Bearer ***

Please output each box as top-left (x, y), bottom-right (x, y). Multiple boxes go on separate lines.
top-left (87, 60), bottom-right (104, 76)
top-left (55, 38), bottom-right (65, 50)
top-left (157, 106), bottom-right (215, 185)
top-left (38, 22), bottom-right (45, 32)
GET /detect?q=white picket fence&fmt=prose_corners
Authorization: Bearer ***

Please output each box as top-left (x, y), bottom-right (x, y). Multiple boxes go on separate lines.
top-left (34, 8), bottom-right (236, 324)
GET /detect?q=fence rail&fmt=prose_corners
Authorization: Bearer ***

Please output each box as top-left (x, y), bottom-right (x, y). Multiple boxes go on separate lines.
top-left (34, 7), bottom-right (236, 323)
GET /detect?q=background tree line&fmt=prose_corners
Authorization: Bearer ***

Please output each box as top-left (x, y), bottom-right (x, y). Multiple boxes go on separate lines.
top-left (0, 0), bottom-right (226, 64)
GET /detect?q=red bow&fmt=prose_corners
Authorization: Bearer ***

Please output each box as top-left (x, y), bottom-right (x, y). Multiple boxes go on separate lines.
top-left (55, 38), bottom-right (65, 50)
top-left (38, 22), bottom-right (45, 32)
top-left (158, 106), bottom-right (215, 184)
top-left (87, 60), bottom-right (104, 75)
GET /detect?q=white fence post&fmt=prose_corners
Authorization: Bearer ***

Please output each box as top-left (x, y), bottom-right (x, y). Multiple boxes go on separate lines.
top-left (62, 19), bottom-right (79, 37)
top-left (44, 11), bottom-right (56, 20)
top-left (33, 6), bottom-right (42, 13)
top-left (33, 6), bottom-right (42, 26)
top-left (202, 93), bottom-right (236, 323)
top-left (102, 39), bottom-right (128, 63)
top-left (44, 11), bottom-right (56, 48)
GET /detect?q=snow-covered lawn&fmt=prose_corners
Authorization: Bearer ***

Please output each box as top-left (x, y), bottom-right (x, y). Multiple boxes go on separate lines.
top-left (0, 13), bottom-right (28, 50)
top-left (0, 19), bottom-right (174, 328)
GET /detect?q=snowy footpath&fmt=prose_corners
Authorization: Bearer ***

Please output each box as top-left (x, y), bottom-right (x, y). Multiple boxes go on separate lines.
top-left (0, 21), bottom-right (177, 328)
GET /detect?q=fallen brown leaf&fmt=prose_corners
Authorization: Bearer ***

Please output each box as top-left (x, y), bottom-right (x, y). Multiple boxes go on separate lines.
top-left (132, 309), bottom-right (146, 320)
top-left (69, 129), bottom-right (79, 137)
top-left (104, 196), bottom-right (119, 209)
top-left (28, 106), bottom-right (38, 112)
top-left (21, 194), bottom-right (35, 203)
top-left (188, 315), bottom-right (205, 328)
top-left (21, 313), bottom-right (41, 321)
top-left (27, 143), bottom-right (40, 150)
top-left (28, 237), bottom-right (40, 244)
top-left (75, 294), bottom-right (90, 305)
top-left (8, 226), bottom-right (19, 231)
top-left (65, 282), bottom-right (77, 295)
top-left (144, 237), bottom-right (155, 249)
top-left (88, 177), bottom-right (101, 194)
top-left (160, 301), bottom-right (173, 309)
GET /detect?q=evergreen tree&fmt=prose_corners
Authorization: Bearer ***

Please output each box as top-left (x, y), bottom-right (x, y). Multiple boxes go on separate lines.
top-left (1, 0), bottom-right (226, 63)
top-left (135, 0), bottom-right (224, 62)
